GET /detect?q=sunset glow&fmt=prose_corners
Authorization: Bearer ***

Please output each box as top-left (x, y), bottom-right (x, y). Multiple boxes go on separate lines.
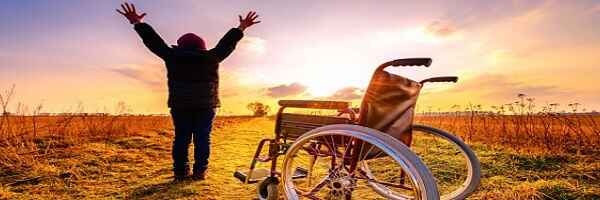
top-left (1, 0), bottom-right (599, 115)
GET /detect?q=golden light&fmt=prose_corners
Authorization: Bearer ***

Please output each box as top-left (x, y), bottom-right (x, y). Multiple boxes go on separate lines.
top-left (402, 28), bottom-right (442, 44)
top-left (282, 44), bottom-right (373, 97)
top-left (304, 79), bottom-right (342, 97)
top-left (299, 64), bottom-right (370, 97)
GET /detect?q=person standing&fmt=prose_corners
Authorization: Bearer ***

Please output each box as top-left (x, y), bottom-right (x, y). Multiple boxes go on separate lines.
top-left (116, 2), bottom-right (260, 181)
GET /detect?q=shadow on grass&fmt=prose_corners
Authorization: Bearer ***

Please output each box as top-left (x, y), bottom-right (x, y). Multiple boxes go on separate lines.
top-left (128, 180), bottom-right (197, 200)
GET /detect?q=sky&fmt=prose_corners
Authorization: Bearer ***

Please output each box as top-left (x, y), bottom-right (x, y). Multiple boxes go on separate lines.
top-left (1, 0), bottom-right (599, 115)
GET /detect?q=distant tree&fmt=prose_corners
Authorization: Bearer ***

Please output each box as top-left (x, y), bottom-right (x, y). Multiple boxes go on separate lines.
top-left (246, 102), bottom-right (270, 117)
top-left (568, 102), bottom-right (581, 113)
top-left (0, 84), bottom-right (15, 116)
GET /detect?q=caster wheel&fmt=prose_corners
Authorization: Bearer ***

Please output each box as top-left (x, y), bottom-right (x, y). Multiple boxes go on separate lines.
top-left (258, 176), bottom-right (279, 200)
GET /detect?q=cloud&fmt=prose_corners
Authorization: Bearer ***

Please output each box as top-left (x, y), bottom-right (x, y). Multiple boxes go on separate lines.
top-left (265, 82), bottom-right (307, 98)
top-left (439, 0), bottom-right (547, 28)
top-left (326, 87), bottom-right (364, 101)
top-left (592, 4), bottom-right (600, 14)
top-left (373, 21), bottom-right (463, 46)
top-left (218, 71), bottom-right (268, 98)
top-left (415, 73), bottom-right (600, 111)
top-left (425, 21), bottom-right (456, 37)
top-left (485, 49), bottom-right (518, 65)
top-left (238, 36), bottom-right (266, 55)
top-left (110, 65), bottom-right (165, 91)
top-left (436, 74), bottom-right (576, 102)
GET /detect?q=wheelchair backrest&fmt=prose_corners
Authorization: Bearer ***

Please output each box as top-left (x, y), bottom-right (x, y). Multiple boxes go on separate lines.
top-left (359, 70), bottom-right (422, 144)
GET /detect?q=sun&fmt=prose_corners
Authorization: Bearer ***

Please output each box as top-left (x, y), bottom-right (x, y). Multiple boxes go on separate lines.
top-left (299, 68), bottom-right (368, 97)
top-left (283, 44), bottom-right (374, 98)
top-left (305, 83), bottom-right (340, 97)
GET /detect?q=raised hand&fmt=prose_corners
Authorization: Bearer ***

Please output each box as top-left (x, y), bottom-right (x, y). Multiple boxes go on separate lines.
top-left (116, 2), bottom-right (146, 24)
top-left (237, 11), bottom-right (261, 31)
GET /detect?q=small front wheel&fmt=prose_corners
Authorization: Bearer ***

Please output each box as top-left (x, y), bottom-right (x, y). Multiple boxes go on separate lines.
top-left (258, 177), bottom-right (280, 200)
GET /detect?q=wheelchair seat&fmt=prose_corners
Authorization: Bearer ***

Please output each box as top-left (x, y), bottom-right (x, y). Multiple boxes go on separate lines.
top-left (278, 100), bottom-right (350, 110)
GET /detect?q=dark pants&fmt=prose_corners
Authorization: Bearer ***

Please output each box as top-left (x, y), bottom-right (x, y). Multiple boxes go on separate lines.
top-left (170, 108), bottom-right (216, 176)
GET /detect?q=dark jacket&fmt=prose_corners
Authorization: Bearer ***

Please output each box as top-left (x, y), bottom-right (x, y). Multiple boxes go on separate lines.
top-left (134, 23), bottom-right (243, 108)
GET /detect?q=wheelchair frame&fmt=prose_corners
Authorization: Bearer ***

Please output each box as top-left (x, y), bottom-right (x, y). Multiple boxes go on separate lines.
top-left (234, 58), bottom-right (473, 200)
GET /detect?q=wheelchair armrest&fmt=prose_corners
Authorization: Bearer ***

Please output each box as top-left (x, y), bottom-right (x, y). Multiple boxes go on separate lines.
top-left (278, 100), bottom-right (351, 110)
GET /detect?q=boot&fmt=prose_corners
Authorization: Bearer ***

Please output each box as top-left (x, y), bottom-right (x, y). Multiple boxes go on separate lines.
top-left (173, 166), bottom-right (190, 182)
top-left (191, 167), bottom-right (207, 181)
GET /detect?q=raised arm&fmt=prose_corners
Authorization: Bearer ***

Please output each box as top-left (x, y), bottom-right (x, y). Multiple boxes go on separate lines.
top-left (117, 3), bottom-right (170, 59)
top-left (210, 11), bottom-right (261, 62)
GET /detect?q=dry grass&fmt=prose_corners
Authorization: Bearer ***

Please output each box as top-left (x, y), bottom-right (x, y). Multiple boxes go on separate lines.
top-left (0, 115), bottom-right (264, 199)
top-left (467, 142), bottom-right (599, 199)
top-left (1, 86), bottom-right (599, 199)
top-left (0, 115), bottom-right (171, 174)
top-left (415, 112), bottom-right (600, 199)
top-left (1, 116), bottom-right (598, 199)
top-left (415, 114), bottom-right (600, 155)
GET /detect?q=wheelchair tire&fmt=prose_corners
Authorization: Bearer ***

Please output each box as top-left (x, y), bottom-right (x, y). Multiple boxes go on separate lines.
top-left (411, 125), bottom-right (481, 200)
top-left (257, 176), bottom-right (279, 200)
top-left (282, 124), bottom-right (439, 200)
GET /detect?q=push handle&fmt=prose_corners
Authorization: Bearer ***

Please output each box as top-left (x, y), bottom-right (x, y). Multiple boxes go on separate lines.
top-left (376, 58), bottom-right (432, 72)
top-left (419, 76), bottom-right (458, 84)
top-left (390, 58), bottom-right (432, 67)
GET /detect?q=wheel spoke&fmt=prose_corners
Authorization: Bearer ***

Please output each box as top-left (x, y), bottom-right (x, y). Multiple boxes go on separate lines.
top-left (358, 168), bottom-right (413, 190)
top-left (307, 176), bottom-right (330, 195)
top-left (360, 143), bottom-right (376, 161)
top-left (282, 127), bottom-right (441, 200)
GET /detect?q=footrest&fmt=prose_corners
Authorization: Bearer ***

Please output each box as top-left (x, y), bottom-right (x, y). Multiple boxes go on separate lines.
top-left (234, 167), bottom-right (308, 184)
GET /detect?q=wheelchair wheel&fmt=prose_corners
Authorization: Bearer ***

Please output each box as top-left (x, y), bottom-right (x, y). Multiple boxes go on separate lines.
top-left (258, 176), bottom-right (280, 200)
top-left (406, 125), bottom-right (480, 200)
top-left (282, 124), bottom-right (439, 200)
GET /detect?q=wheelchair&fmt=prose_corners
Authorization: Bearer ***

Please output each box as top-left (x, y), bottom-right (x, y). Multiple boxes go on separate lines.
top-left (235, 58), bottom-right (481, 200)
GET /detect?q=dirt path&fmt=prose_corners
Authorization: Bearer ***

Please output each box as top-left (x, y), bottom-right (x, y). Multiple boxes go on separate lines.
top-left (0, 118), bottom-right (275, 200)
top-left (125, 118), bottom-right (274, 200)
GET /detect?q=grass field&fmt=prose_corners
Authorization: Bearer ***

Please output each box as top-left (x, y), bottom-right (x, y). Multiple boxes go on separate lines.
top-left (1, 116), bottom-right (599, 199)
top-left (416, 114), bottom-right (600, 154)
